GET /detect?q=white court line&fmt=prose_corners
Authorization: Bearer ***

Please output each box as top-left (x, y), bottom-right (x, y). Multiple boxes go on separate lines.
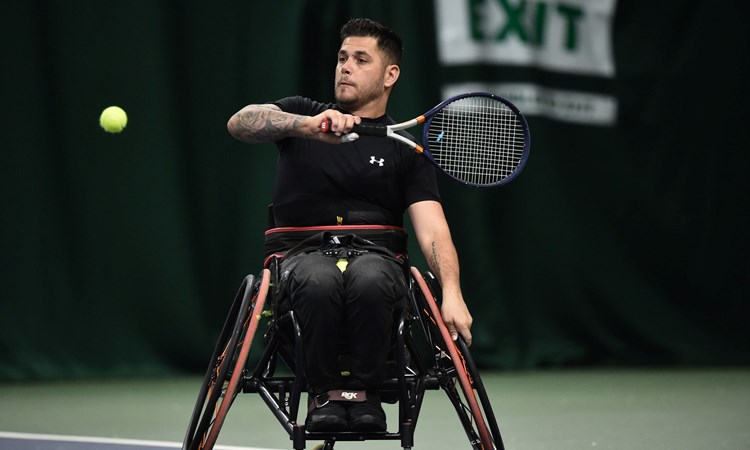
top-left (0, 431), bottom-right (283, 450)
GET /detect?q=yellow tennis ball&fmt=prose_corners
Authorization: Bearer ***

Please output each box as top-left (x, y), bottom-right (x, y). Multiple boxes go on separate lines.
top-left (99, 106), bottom-right (128, 133)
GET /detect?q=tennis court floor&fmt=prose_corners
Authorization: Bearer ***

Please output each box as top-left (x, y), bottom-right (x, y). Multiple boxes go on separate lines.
top-left (1, 369), bottom-right (748, 449)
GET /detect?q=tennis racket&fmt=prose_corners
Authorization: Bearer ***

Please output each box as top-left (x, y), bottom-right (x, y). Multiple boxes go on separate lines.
top-left (323, 92), bottom-right (530, 188)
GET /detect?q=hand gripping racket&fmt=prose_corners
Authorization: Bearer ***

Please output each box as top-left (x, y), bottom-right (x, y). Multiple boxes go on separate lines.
top-left (324, 92), bottom-right (530, 188)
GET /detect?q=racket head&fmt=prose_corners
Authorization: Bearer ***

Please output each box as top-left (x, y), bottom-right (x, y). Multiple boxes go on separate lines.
top-left (421, 92), bottom-right (530, 188)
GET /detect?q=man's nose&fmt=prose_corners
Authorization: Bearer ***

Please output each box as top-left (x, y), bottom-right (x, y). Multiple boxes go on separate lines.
top-left (340, 59), bottom-right (352, 73)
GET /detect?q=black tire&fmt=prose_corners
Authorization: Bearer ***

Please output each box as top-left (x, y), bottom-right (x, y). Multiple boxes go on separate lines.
top-left (455, 336), bottom-right (504, 449)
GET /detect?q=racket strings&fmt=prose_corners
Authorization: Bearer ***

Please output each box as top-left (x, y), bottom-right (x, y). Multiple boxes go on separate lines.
top-left (426, 96), bottom-right (526, 186)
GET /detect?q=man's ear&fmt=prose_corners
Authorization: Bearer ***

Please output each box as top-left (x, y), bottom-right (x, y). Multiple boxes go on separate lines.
top-left (384, 64), bottom-right (400, 88)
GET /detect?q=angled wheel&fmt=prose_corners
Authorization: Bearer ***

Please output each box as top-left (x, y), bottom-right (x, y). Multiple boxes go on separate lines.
top-left (183, 269), bottom-right (270, 450)
top-left (411, 267), bottom-right (504, 450)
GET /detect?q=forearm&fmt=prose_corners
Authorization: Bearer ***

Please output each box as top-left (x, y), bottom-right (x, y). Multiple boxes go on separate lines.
top-left (410, 200), bottom-right (473, 343)
top-left (409, 201), bottom-right (459, 288)
top-left (227, 105), bottom-right (307, 144)
top-left (425, 236), bottom-right (461, 296)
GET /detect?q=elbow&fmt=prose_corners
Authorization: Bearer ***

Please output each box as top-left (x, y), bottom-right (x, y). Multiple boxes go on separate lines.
top-left (226, 104), bottom-right (280, 144)
top-left (227, 114), bottom-right (240, 139)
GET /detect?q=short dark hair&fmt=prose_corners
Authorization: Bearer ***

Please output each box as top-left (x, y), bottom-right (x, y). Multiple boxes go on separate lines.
top-left (340, 18), bottom-right (403, 66)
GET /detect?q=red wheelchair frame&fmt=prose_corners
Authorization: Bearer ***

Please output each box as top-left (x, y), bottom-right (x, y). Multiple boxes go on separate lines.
top-left (183, 257), bottom-right (505, 450)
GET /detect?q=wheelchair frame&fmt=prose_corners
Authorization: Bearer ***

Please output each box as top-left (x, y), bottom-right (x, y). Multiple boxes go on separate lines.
top-left (183, 257), bottom-right (505, 450)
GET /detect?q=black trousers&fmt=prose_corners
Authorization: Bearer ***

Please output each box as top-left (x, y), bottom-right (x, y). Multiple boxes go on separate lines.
top-left (281, 251), bottom-right (405, 394)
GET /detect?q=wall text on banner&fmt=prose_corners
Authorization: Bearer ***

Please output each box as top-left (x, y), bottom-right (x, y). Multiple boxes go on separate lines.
top-left (436, 0), bottom-right (617, 77)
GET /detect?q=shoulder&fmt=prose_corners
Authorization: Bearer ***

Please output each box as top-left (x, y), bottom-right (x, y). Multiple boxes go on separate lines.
top-left (272, 96), bottom-right (335, 116)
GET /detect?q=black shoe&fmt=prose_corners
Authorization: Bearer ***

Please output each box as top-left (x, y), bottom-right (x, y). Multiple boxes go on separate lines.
top-left (306, 402), bottom-right (349, 432)
top-left (348, 395), bottom-right (386, 431)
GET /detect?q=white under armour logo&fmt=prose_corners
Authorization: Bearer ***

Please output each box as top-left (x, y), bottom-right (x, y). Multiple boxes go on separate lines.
top-left (340, 391), bottom-right (358, 400)
top-left (369, 156), bottom-right (385, 166)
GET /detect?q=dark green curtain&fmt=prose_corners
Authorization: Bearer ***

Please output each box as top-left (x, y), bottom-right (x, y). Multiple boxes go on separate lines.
top-left (1, 0), bottom-right (748, 380)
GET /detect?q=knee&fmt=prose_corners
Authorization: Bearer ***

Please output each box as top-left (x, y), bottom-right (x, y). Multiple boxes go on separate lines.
top-left (288, 256), bottom-right (343, 301)
top-left (345, 255), bottom-right (402, 296)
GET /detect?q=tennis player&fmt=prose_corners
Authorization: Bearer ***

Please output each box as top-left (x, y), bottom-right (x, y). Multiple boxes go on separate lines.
top-left (227, 18), bottom-right (472, 433)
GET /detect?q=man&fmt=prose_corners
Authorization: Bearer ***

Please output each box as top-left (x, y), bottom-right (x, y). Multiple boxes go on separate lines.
top-left (227, 18), bottom-right (472, 433)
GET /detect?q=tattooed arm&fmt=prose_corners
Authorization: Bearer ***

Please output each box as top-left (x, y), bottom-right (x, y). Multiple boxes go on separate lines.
top-left (409, 200), bottom-right (473, 345)
top-left (227, 104), bottom-right (361, 145)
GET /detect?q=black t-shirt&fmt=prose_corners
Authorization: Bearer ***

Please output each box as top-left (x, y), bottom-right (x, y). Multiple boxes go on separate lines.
top-left (270, 96), bottom-right (440, 228)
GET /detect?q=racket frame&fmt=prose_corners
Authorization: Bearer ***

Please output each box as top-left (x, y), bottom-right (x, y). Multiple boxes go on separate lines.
top-left (380, 117), bottom-right (426, 153)
top-left (353, 92), bottom-right (530, 188)
top-left (324, 92), bottom-right (529, 188)
top-left (418, 92), bottom-right (530, 188)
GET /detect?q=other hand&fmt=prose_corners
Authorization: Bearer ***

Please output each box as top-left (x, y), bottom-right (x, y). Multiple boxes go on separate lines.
top-left (440, 288), bottom-right (473, 346)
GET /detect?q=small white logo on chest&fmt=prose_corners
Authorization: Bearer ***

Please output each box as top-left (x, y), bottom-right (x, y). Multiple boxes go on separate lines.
top-left (369, 156), bottom-right (385, 167)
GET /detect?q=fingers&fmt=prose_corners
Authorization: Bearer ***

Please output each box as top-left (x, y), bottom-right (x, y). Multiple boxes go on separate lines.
top-left (442, 299), bottom-right (473, 346)
top-left (317, 111), bottom-right (360, 137)
top-left (316, 119), bottom-right (358, 142)
top-left (447, 322), bottom-right (473, 347)
top-left (331, 113), bottom-right (360, 135)
top-left (459, 326), bottom-right (473, 347)
top-left (448, 327), bottom-right (458, 342)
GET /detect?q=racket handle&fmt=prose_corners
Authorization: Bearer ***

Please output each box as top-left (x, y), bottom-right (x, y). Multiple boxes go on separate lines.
top-left (351, 122), bottom-right (387, 137)
top-left (321, 119), bottom-right (387, 137)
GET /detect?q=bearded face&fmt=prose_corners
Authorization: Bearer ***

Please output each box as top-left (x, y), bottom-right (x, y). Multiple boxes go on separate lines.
top-left (334, 36), bottom-right (389, 112)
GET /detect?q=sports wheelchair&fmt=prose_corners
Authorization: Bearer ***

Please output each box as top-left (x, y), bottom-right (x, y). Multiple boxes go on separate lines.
top-left (182, 235), bottom-right (505, 450)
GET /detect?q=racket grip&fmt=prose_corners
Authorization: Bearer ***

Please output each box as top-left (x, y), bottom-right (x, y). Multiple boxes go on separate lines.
top-left (351, 122), bottom-right (387, 137)
top-left (321, 119), bottom-right (387, 136)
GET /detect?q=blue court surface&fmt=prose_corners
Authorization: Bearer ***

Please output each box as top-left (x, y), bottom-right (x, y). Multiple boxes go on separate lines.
top-left (1, 370), bottom-right (748, 450)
